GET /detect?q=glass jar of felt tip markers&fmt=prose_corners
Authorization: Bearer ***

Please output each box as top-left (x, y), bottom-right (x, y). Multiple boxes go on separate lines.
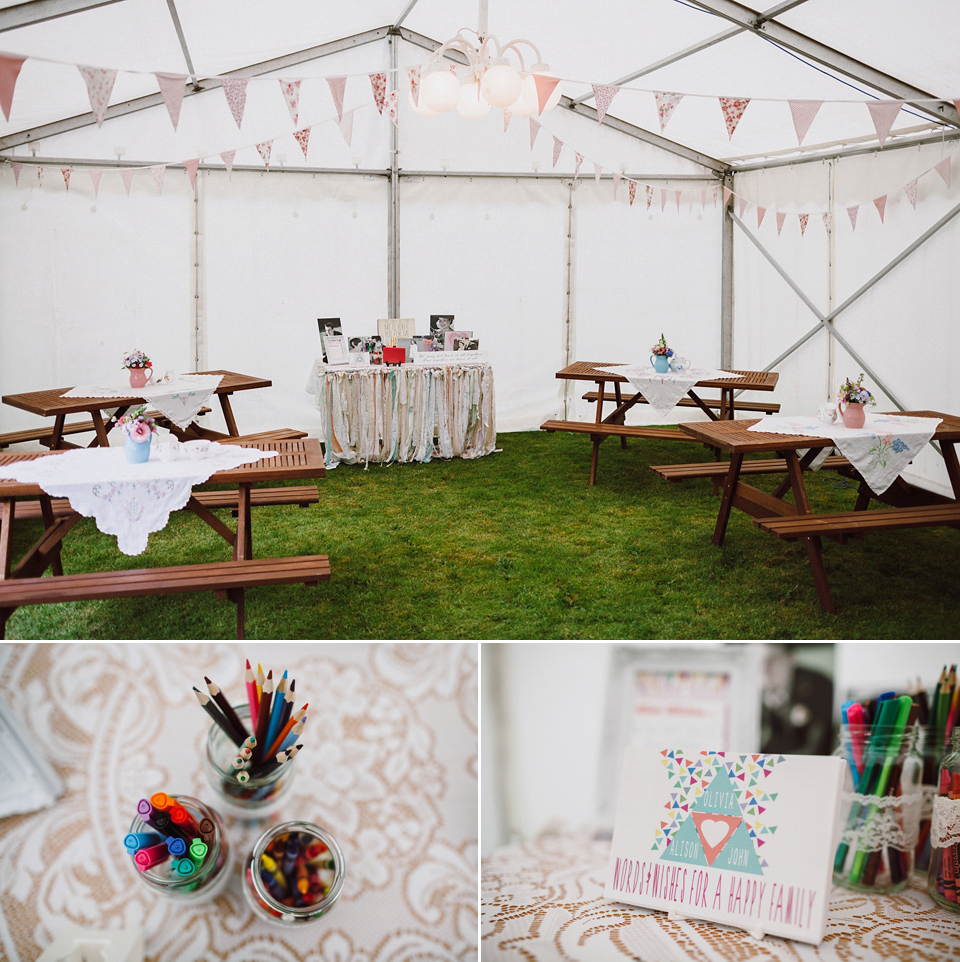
top-left (833, 693), bottom-right (922, 894)
top-left (198, 667), bottom-right (307, 817)
top-left (124, 793), bottom-right (231, 902)
top-left (244, 820), bottom-right (345, 926)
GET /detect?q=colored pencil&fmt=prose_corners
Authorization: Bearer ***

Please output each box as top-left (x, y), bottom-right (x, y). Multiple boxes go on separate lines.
top-left (264, 672), bottom-right (288, 758)
top-left (252, 671), bottom-right (274, 764)
top-left (279, 678), bottom-right (295, 732)
top-left (205, 676), bottom-right (249, 740)
top-left (245, 658), bottom-right (260, 730)
top-left (265, 703), bottom-right (308, 759)
top-left (194, 686), bottom-right (246, 747)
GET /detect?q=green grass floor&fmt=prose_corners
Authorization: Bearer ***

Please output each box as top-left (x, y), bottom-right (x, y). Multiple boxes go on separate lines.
top-left (4, 429), bottom-right (960, 639)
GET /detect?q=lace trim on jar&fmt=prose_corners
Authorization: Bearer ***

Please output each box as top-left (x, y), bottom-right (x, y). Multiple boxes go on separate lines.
top-left (838, 791), bottom-right (922, 853)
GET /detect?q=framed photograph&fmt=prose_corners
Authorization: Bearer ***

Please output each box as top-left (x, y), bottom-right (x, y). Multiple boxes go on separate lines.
top-left (322, 335), bottom-right (348, 365)
top-left (453, 337), bottom-right (479, 351)
top-left (318, 317), bottom-right (343, 340)
top-left (430, 315), bottom-right (456, 341)
top-left (413, 336), bottom-right (436, 352)
top-left (377, 317), bottom-right (415, 347)
top-left (444, 330), bottom-right (473, 352)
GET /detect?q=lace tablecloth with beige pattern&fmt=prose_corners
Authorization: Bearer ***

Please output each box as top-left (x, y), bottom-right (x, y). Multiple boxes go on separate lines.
top-left (0, 643), bottom-right (478, 962)
top-left (482, 833), bottom-right (960, 961)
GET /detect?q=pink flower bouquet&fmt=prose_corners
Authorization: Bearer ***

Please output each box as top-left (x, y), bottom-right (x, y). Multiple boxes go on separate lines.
top-left (116, 405), bottom-right (157, 441)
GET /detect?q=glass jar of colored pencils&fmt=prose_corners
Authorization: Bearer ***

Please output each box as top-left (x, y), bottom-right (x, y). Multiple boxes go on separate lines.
top-left (833, 724), bottom-right (922, 893)
top-left (203, 703), bottom-right (297, 817)
top-left (928, 731), bottom-right (960, 912)
top-left (243, 820), bottom-right (345, 926)
top-left (126, 794), bottom-right (231, 902)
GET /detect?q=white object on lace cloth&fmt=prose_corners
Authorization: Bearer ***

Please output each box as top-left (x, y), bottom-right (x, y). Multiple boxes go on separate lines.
top-left (0, 444), bottom-right (275, 554)
top-left (596, 365), bottom-right (739, 417)
top-left (931, 794), bottom-right (960, 847)
top-left (837, 790), bottom-right (922, 852)
top-left (747, 414), bottom-right (941, 495)
top-left (62, 374), bottom-right (224, 429)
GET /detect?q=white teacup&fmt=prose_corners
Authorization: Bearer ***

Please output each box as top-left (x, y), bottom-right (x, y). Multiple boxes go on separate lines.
top-left (818, 402), bottom-right (838, 425)
top-left (156, 440), bottom-right (181, 461)
top-left (183, 439), bottom-right (212, 460)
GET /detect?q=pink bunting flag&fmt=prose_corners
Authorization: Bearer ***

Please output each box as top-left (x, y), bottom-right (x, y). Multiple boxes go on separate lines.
top-left (89, 168), bottom-right (102, 196)
top-left (674, 190), bottom-right (682, 212)
top-left (776, 211), bottom-right (787, 235)
top-left (757, 206), bottom-right (766, 227)
top-left (592, 84), bottom-right (619, 124)
top-left (552, 135), bottom-right (563, 168)
top-left (503, 108), bottom-right (511, 132)
top-left (612, 171), bottom-right (621, 199)
top-left (847, 206), bottom-right (859, 231)
top-left (294, 127), bottom-right (310, 160)
top-left (533, 74), bottom-right (560, 115)
top-left (0, 54), bottom-right (26, 122)
top-left (867, 100), bottom-right (903, 146)
top-left (151, 165), bottom-right (165, 195)
top-left (788, 100), bottom-right (822, 146)
top-left (370, 72), bottom-right (386, 114)
top-left (386, 89), bottom-right (398, 125)
top-left (408, 66), bottom-right (422, 106)
top-left (822, 212), bottom-right (832, 231)
top-left (183, 158), bottom-right (199, 188)
top-left (256, 142), bottom-right (272, 168)
top-left (904, 178), bottom-right (918, 208)
top-left (954, 99), bottom-right (960, 118)
top-left (220, 150), bottom-right (235, 180)
top-left (119, 167), bottom-right (133, 196)
top-left (155, 73), bottom-right (188, 131)
top-left (628, 179), bottom-right (637, 206)
top-left (700, 188), bottom-right (708, 211)
top-left (222, 78), bottom-right (248, 128)
top-left (874, 195), bottom-right (887, 222)
top-left (594, 163), bottom-right (603, 185)
top-left (279, 79), bottom-right (301, 125)
top-left (719, 97), bottom-right (749, 139)
top-left (798, 213), bottom-right (809, 236)
top-left (647, 185), bottom-right (654, 210)
top-left (529, 117), bottom-right (541, 150)
top-left (61, 168), bottom-right (72, 191)
top-left (12, 162), bottom-right (22, 186)
top-left (337, 110), bottom-right (354, 147)
top-left (738, 195), bottom-right (747, 218)
top-left (77, 65), bottom-right (117, 127)
top-left (722, 186), bottom-right (732, 207)
top-left (935, 157), bottom-right (951, 187)
top-left (654, 92), bottom-right (683, 132)
top-left (574, 151), bottom-right (583, 180)
top-left (660, 188), bottom-right (667, 212)
top-left (36, 166), bottom-right (43, 187)
top-left (327, 76), bottom-right (346, 122)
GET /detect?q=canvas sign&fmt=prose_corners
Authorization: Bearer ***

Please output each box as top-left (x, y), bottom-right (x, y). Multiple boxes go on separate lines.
top-left (604, 745), bottom-right (845, 945)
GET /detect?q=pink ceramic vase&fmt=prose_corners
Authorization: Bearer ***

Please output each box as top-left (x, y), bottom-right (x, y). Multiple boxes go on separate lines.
top-left (128, 366), bottom-right (152, 389)
top-left (839, 400), bottom-right (865, 429)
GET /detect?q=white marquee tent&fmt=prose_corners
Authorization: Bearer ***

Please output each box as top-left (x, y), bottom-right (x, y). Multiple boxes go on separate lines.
top-left (2, 0), bottom-right (959, 492)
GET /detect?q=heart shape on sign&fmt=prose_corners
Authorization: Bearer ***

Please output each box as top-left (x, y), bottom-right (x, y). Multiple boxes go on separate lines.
top-left (691, 811), bottom-right (743, 865)
top-left (700, 818), bottom-right (730, 848)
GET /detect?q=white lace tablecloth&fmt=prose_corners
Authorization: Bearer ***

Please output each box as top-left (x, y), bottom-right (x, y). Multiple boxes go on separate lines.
top-left (597, 366), bottom-right (740, 416)
top-left (748, 414), bottom-right (941, 495)
top-left (0, 444), bottom-right (274, 554)
top-left (63, 374), bottom-right (224, 430)
top-left (483, 833), bottom-right (960, 961)
top-left (305, 362), bottom-right (496, 467)
top-left (0, 642), bottom-right (478, 962)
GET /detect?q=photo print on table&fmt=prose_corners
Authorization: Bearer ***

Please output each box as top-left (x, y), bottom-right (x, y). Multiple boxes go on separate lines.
top-left (430, 315), bottom-right (456, 340)
top-left (318, 318), bottom-right (343, 361)
top-left (453, 337), bottom-right (479, 351)
top-left (444, 330), bottom-right (473, 352)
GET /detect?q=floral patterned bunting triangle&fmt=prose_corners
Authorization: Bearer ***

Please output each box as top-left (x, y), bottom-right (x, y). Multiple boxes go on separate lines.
top-left (822, 212), bottom-right (833, 231)
top-left (150, 165), bottom-right (165, 195)
top-left (798, 213), bottom-right (808, 235)
top-left (647, 185), bottom-right (654, 209)
top-left (654, 92), bottom-right (683, 131)
top-left (904, 178), bottom-right (918, 208)
top-left (847, 205), bottom-right (859, 231)
top-left (408, 66), bottom-right (422, 106)
top-left (386, 89), bottom-right (398, 125)
top-left (279, 79), bottom-right (301, 125)
top-left (592, 84), bottom-right (618, 123)
top-left (11, 161), bottom-right (22, 185)
top-left (77, 65), bottom-right (117, 127)
top-left (867, 101), bottom-right (903, 146)
top-left (529, 117), bottom-right (541, 150)
top-left (61, 168), bottom-right (72, 191)
top-left (256, 142), bottom-right (272, 168)
top-left (220, 150), bottom-right (235, 180)
top-left (552, 136), bottom-right (563, 168)
top-left (155, 73), bottom-right (188, 131)
top-left (36, 166), bottom-right (43, 186)
top-left (719, 97), bottom-right (749, 139)
top-left (0, 54), bottom-right (26, 122)
top-left (574, 152), bottom-right (583, 180)
top-left (222, 78), bottom-right (248, 128)
top-left (503, 108), bottom-right (511, 132)
top-left (294, 127), bottom-right (310, 160)
top-left (370, 72), bottom-right (387, 114)
top-left (628, 179), bottom-right (637, 205)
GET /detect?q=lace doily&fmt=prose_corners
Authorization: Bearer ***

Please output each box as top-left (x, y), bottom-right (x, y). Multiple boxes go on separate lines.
top-left (931, 795), bottom-right (960, 848)
top-left (0, 642), bottom-right (478, 962)
top-left (837, 790), bottom-right (922, 852)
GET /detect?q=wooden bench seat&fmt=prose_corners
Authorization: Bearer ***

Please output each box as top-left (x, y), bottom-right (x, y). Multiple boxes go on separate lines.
top-left (754, 504), bottom-right (960, 541)
top-left (651, 455), bottom-right (851, 483)
top-left (10, 485), bottom-right (320, 521)
top-left (228, 428), bottom-right (308, 443)
top-left (582, 392), bottom-right (781, 415)
top-left (0, 555), bottom-right (331, 639)
top-left (540, 419), bottom-right (695, 442)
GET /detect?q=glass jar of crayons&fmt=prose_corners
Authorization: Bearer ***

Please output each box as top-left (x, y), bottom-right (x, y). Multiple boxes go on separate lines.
top-left (125, 793), bottom-right (231, 902)
top-left (203, 703), bottom-right (298, 817)
top-left (928, 730), bottom-right (960, 912)
top-left (243, 821), bottom-right (345, 926)
top-left (833, 717), bottom-right (922, 894)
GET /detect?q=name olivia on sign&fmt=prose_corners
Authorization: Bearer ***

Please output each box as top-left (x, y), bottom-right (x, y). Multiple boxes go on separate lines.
top-left (604, 746), bottom-right (845, 945)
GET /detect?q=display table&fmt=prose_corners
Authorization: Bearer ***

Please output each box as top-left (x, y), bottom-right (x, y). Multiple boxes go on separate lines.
top-left (0, 642), bottom-right (478, 962)
top-left (305, 361), bottom-right (496, 466)
top-left (482, 833), bottom-right (959, 961)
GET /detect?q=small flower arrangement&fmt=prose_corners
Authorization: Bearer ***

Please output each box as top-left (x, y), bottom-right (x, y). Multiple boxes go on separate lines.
top-left (122, 349), bottom-right (152, 370)
top-left (117, 405), bottom-right (157, 442)
top-left (837, 373), bottom-right (875, 406)
top-left (650, 333), bottom-right (674, 358)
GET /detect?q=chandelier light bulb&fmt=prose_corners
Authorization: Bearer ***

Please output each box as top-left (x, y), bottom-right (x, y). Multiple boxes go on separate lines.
top-left (457, 80), bottom-right (491, 119)
top-left (480, 58), bottom-right (522, 108)
top-left (420, 65), bottom-right (462, 113)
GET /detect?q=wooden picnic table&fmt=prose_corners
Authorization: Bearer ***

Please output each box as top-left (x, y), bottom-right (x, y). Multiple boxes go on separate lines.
top-left (541, 361), bottom-right (780, 485)
top-left (676, 411), bottom-right (960, 613)
top-left (0, 438), bottom-right (329, 639)
top-left (1, 370), bottom-right (273, 449)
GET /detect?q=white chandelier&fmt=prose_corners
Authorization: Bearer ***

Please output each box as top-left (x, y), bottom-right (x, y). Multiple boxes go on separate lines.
top-left (411, 0), bottom-right (562, 120)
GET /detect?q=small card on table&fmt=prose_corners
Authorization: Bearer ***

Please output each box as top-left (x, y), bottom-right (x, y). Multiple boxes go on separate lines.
top-left (604, 746), bottom-right (845, 945)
